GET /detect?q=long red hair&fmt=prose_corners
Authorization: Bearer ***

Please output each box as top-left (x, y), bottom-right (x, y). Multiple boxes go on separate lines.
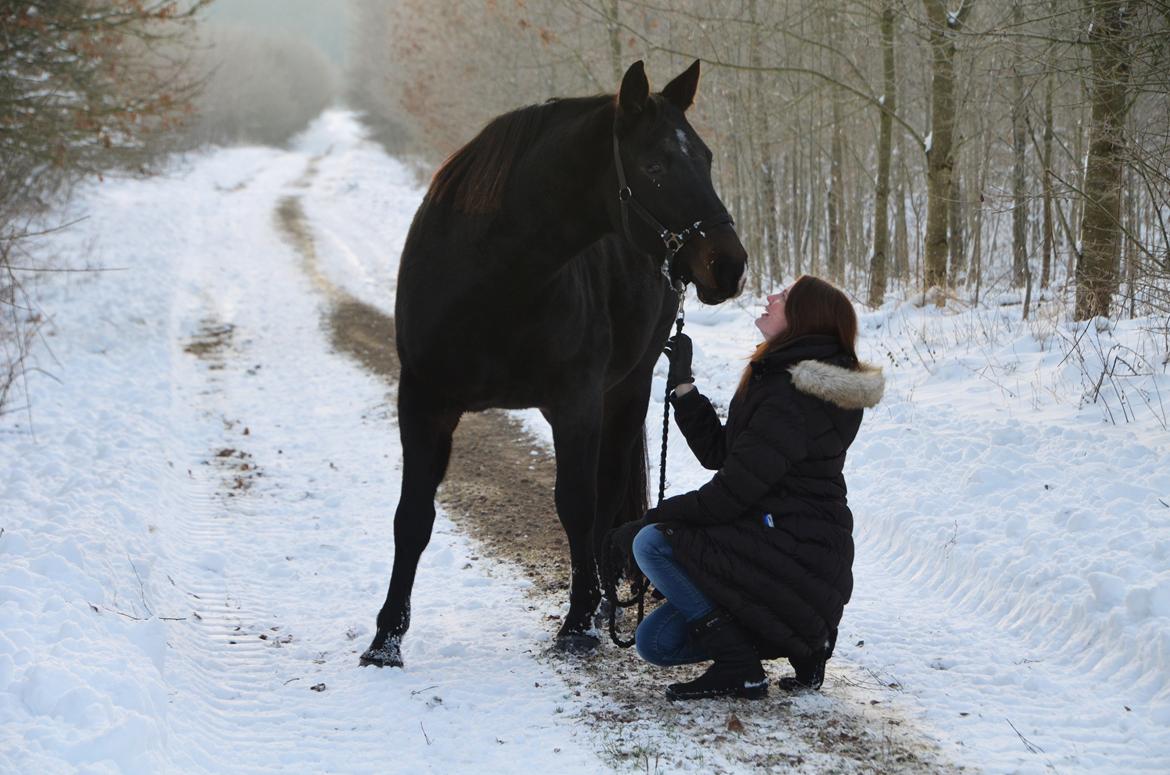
top-left (735, 275), bottom-right (858, 399)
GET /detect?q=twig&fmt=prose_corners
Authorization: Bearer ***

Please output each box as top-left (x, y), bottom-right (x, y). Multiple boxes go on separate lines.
top-left (5, 266), bottom-right (129, 273)
top-left (128, 554), bottom-right (153, 618)
top-left (410, 684), bottom-right (439, 696)
top-left (4, 217), bottom-right (90, 240)
top-left (101, 605), bottom-right (147, 621)
top-left (419, 721), bottom-right (432, 746)
top-left (1006, 717), bottom-right (1044, 754)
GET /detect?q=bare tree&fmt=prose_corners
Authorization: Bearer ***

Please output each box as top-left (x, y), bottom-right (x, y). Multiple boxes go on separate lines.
top-left (922, 0), bottom-right (975, 299)
top-left (1075, 0), bottom-right (1130, 319)
top-left (0, 0), bottom-right (209, 414)
top-left (868, 0), bottom-right (898, 306)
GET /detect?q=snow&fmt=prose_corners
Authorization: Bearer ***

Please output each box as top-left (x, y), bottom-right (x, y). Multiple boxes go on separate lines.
top-left (647, 296), bottom-right (1170, 771)
top-left (1, 117), bottom-right (596, 774)
top-left (3, 110), bottom-right (1169, 773)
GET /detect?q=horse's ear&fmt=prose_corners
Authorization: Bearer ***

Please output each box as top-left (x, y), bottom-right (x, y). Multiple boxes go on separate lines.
top-left (662, 60), bottom-right (701, 111)
top-left (617, 60), bottom-right (650, 123)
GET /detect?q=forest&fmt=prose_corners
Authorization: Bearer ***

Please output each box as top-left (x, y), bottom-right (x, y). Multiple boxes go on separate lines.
top-left (349, 0), bottom-right (1170, 320)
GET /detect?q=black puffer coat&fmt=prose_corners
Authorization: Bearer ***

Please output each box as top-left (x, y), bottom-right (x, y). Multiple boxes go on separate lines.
top-left (652, 334), bottom-right (884, 660)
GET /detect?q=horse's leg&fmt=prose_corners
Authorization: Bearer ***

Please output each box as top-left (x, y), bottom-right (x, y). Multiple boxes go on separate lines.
top-left (594, 379), bottom-right (654, 556)
top-left (361, 375), bottom-right (460, 667)
top-left (547, 396), bottom-right (605, 652)
top-left (590, 393), bottom-right (649, 629)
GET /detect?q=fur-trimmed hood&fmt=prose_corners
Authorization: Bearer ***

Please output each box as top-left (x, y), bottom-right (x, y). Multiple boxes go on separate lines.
top-left (788, 360), bottom-right (885, 410)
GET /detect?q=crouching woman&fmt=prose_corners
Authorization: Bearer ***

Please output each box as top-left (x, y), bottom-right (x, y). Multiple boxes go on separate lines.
top-left (608, 274), bottom-right (885, 700)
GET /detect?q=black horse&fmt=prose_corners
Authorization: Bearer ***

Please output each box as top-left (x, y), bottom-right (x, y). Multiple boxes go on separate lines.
top-left (362, 61), bottom-right (747, 667)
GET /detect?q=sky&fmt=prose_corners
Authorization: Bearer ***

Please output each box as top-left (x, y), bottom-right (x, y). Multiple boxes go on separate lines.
top-left (207, 0), bottom-right (350, 66)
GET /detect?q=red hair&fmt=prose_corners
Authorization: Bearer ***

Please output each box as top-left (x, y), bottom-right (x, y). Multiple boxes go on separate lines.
top-left (735, 275), bottom-right (858, 399)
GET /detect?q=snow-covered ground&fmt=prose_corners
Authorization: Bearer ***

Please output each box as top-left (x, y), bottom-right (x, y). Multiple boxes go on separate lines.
top-left (2, 110), bottom-right (1168, 773)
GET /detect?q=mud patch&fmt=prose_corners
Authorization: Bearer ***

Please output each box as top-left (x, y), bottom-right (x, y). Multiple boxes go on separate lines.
top-left (210, 445), bottom-right (260, 496)
top-left (184, 320), bottom-right (235, 361)
top-left (275, 196), bottom-right (340, 302)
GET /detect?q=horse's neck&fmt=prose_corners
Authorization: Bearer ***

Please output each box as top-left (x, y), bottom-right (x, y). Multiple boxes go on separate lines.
top-left (498, 109), bottom-right (614, 279)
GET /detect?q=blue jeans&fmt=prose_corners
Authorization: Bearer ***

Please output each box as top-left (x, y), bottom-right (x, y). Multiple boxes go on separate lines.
top-left (631, 524), bottom-right (715, 666)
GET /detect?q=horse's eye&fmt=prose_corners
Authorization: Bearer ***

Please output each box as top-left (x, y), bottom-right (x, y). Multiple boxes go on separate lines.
top-left (645, 162), bottom-right (665, 177)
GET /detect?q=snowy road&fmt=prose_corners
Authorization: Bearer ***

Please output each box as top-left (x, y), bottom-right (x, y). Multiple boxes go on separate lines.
top-left (3, 112), bottom-right (1169, 773)
top-left (2, 129), bottom-right (603, 772)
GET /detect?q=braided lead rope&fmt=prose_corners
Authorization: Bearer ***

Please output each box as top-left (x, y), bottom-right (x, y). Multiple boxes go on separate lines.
top-left (606, 286), bottom-right (686, 648)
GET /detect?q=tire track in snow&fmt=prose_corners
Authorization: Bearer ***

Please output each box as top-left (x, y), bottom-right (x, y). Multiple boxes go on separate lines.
top-left (171, 311), bottom-right (310, 766)
top-left (159, 158), bottom-right (414, 771)
top-left (275, 172), bottom-right (959, 773)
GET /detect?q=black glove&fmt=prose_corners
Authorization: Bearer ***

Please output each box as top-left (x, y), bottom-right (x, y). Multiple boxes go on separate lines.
top-left (663, 333), bottom-right (693, 392)
top-left (604, 520), bottom-right (643, 566)
top-left (604, 514), bottom-right (653, 566)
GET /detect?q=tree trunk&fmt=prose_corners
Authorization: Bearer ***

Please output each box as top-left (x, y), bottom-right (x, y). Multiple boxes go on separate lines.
top-left (894, 150), bottom-right (911, 282)
top-left (827, 2), bottom-right (846, 285)
top-left (868, 0), bottom-right (897, 306)
top-left (1041, 58), bottom-right (1055, 289)
top-left (1011, 0), bottom-right (1029, 288)
top-left (972, 119), bottom-right (993, 304)
top-left (749, 0), bottom-right (780, 287)
top-left (605, 0), bottom-right (622, 86)
top-left (950, 152), bottom-right (965, 284)
top-left (921, 0), bottom-right (972, 301)
top-left (1075, 1), bottom-right (1130, 320)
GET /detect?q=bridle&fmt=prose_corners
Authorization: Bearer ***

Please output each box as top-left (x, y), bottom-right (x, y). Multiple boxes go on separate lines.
top-left (611, 129), bottom-right (734, 292)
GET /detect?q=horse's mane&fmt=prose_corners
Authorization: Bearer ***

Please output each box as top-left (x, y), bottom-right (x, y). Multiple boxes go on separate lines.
top-left (429, 95), bottom-right (613, 215)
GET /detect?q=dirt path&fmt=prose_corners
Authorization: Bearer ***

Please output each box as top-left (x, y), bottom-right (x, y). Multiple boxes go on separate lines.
top-left (275, 191), bottom-right (960, 773)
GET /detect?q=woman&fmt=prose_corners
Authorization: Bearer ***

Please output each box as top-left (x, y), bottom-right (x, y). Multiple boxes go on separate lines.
top-left (606, 274), bottom-right (884, 700)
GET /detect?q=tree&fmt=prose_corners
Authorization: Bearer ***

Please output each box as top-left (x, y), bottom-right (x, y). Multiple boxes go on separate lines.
top-left (1075, 0), bottom-right (1130, 319)
top-left (868, 0), bottom-right (898, 306)
top-left (0, 0), bottom-right (209, 414)
top-left (0, 1), bottom-right (209, 212)
top-left (922, 0), bottom-right (975, 299)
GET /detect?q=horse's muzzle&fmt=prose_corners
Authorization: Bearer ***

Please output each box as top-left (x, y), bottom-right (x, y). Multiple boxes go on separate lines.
top-left (689, 228), bottom-right (747, 304)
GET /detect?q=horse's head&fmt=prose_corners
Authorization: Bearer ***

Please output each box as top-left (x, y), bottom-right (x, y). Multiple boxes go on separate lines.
top-left (609, 60), bottom-right (747, 305)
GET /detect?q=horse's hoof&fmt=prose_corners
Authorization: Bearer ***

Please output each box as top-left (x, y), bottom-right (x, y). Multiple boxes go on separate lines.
top-left (554, 631), bottom-right (600, 655)
top-left (593, 598), bottom-right (618, 630)
top-left (360, 636), bottom-right (403, 668)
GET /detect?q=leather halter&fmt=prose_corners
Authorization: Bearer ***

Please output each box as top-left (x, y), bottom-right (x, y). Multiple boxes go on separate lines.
top-left (611, 130), bottom-right (734, 291)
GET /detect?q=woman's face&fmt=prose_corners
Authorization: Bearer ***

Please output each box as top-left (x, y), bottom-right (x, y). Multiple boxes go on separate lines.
top-left (755, 286), bottom-right (790, 340)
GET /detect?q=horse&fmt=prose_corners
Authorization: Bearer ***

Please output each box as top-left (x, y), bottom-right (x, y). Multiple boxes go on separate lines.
top-left (361, 60), bottom-right (747, 668)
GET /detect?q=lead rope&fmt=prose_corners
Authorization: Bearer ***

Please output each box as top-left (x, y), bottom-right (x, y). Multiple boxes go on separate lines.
top-left (605, 283), bottom-right (686, 648)
top-left (658, 293), bottom-right (685, 504)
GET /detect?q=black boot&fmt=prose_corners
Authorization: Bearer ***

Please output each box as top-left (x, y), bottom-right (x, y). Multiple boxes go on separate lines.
top-left (665, 612), bottom-right (768, 701)
top-left (778, 628), bottom-right (836, 692)
top-left (778, 654), bottom-right (826, 691)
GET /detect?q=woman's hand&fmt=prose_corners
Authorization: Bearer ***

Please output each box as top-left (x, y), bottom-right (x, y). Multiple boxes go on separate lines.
top-left (604, 508), bottom-right (659, 566)
top-left (663, 333), bottom-right (694, 392)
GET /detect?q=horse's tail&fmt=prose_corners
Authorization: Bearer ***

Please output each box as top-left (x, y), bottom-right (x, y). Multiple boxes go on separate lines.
top-left (602, 423), bottom-right (651, 646)
top-left (619, 424), bottom-right (650, 527)
top-left (599, 422), bottom-right (650, 593)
